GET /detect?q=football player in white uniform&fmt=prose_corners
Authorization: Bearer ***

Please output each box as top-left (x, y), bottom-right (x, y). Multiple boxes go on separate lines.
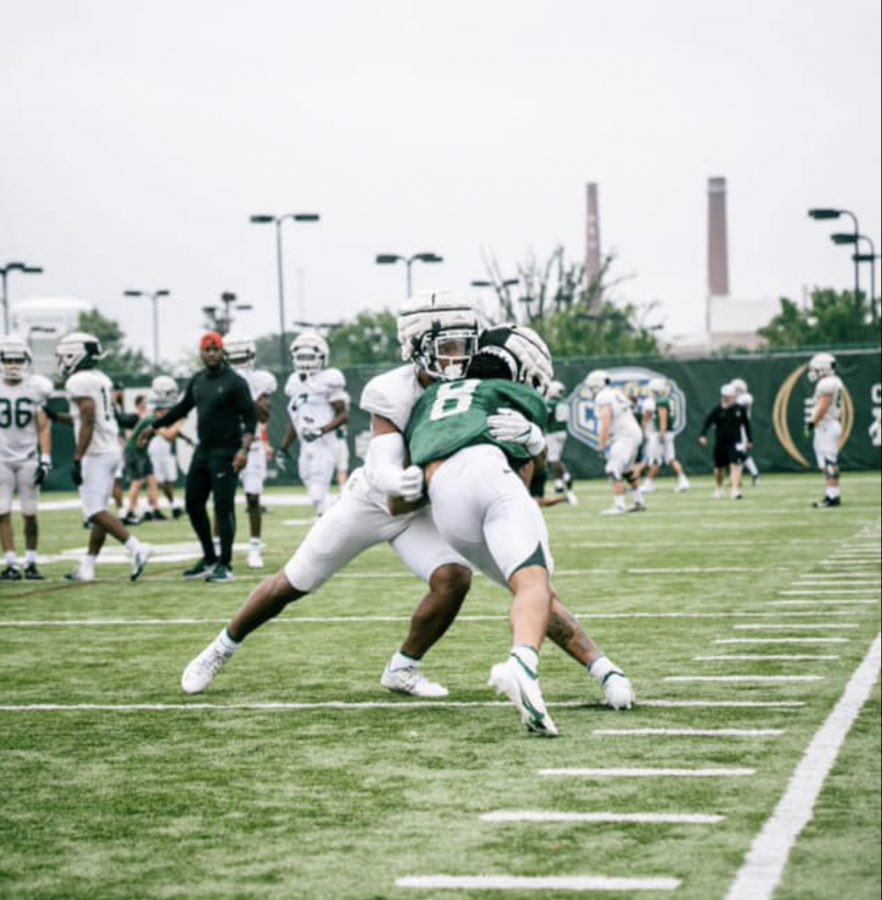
top-left (731, 377), bottom-right (760, 486)
top-left (544, 380), bottom-right (577, 505)
top-left (276, 332), bottom-right (347, 517)
top-left (180, 292), bottom-right (634, 716)
top-left (585, 370), bottom-right (647, 515)
top-left (224, 331), bottom-right (278, 568)
top-left (334, 390), bottom-right (352, 488)
top-left (640, 377), bottom-right (690, 494)
top-left (806, 353), bottom-right (845, 508)
top-left (55, 332), bottom-right (152, 582)
top-left (147, 375), bottom-right (187, 520)
top-left (0, 336), bottom-right (53, 580)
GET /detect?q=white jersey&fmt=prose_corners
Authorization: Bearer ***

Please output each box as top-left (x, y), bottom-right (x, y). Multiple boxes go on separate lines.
top-left (65, 369), bottom-right (120, 455)
top-left (285, 367), bottom-right (346, 445)
top-left (0, 375), bottom-right (53, 464)
top-left (595, 386), bottom-right (643, 443)
top-left (641, 396), bottom-right (657, 435)
top-left (812, 375), bottom-right (844, 424)
top-left (240, 368), bottom-right (278, 457)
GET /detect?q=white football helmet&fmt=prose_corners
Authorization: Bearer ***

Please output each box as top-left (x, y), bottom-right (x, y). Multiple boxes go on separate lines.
top-left (648, 376), bottom-right (669, 397)
top-left (0, 334), bottom-right (32, 383)
top-left (469, 323), bottom-right (554, 395)
top-left (721, 382), bottom-right (737, 399)
top-left (290, 331), bottom-right (328, 376)
top-left (730, 377), bottom-right (748, 396)
top-left (546, 380), bottom-right (566, 401)
top-left (397, 290), bottom-right (479, 381)
top-left (808, 352), bottom-right (836, 383)
top-left (224, 331), bottom-right (257, 369)
top-left (55, 331), bottom-right (103, 378)
top-left (151, 375), bottom-right (179, 410)
top-left (584, 369), bottom-right (610, 397)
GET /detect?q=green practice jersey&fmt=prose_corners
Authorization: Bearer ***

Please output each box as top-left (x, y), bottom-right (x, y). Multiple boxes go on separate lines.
top-left (124, 416), bottom-right (155, 458)
top-left (406, 379), bottom-right (548, 467)
top-left (546, 398), bottom-right (569, 434)
top-left (654, 396), bottom-right (677, 432)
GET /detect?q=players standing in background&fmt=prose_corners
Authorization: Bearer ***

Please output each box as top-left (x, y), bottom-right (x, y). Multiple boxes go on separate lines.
top-left (805, 353), bottom-right (845, 508)
top-left (584, 370), bottom-right (646, 515)
top-left (334, 389), bottom-right (351, 489)
top-left (224, 331), bottom-right (279, 569)
top-left (121, 394), bottom-right (162, 524)
top-left (276, 332), bottom-right (348, 517)
top-left (56, 332), bottom-right (152, 582)
top-left (544, 380), bottom-right (577, 505)
top-left (699, 383), bottom-right (752, 500)
top-left (641, 377), bottom-right (690, 494)
top-left (147, 375), bottom-right (188, 520)
top-left (0, 335), bottom-right (53, 580)
top-left (731, 377), bottom-right (760, 487)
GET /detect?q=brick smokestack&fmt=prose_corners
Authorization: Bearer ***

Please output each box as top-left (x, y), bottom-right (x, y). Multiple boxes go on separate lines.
top-left (707, 176), bottom-right (730, 297)
top-left (586, 183), bottom-right (602, 313)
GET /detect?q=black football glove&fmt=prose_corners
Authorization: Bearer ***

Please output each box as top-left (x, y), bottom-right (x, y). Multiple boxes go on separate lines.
top-left (34, 456), bottom-right (52, 486)
top-left (71, 459), bottom-right (83, 487)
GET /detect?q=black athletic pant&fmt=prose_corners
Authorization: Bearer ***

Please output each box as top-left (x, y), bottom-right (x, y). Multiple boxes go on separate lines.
top-left (185, 446), bottom-right (238, 567)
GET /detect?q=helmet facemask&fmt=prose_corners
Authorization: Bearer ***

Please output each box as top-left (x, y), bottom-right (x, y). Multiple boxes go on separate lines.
top-left (416, 328), bottom-right (478, 381)
top-left (1, 349), bottom-right (30, 383)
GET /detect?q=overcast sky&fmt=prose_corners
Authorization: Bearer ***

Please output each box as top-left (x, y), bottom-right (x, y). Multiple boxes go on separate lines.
top-left (2, 0), bottom-right (880, 364)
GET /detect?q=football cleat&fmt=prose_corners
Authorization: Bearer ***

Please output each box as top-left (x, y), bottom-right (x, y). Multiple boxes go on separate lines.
top-left (1, 565), bottom-right (22, 581)
top-left (64, 568), bottom-right (96, 583)
top-left (814, 496), bottom-right (841, 508)
top-left (246, 550), bottom-right (264, 570)
top-left (122, 512), bottom-right (140, 526)
top-left (675, 480), bottom-right (690, 493)
top-left (181, 639), bottom-right (235, 694)
top-left (24, 563), bottom-right (45, 581)
top-left (171, 507), bottom-right (184, 520)
top-left (183, 559), bottom-right (216, 579)
top-left (641, 481), bottom-right (656, 494)
top-left (205, 564), bottom-right (235, 583)
top-left (628, 502), bottom-right (648, 513)
top-left (601, 506), bottom-right (627, 516)
top-left (751, 475), bottom-right (761, 487)
top-left (380, 664), bottom-right (449, 698)
top-left (732, 491), bottom-right (743, 501)
top-left (488, 656), bottom-right (558, 737)
top-left (713, 488), bottom-right (724, 500)
top-left (131, 544), bottom-right (152, 582)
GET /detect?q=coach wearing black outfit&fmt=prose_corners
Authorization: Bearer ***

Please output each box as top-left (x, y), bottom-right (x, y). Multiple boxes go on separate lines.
top-left (699, 382), bottom-right (753, 501)
top-left (143, 332), bottom-right (257, 582)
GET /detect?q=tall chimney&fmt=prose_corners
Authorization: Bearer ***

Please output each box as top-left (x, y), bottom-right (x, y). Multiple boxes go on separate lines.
top-left (586, 182), bottom-right (602, 312)
top-left (707, 176), bottom-right (730, 298)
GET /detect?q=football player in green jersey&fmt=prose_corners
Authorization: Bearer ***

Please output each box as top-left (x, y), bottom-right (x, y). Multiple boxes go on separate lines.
top-left (544, 380), bottom-right (577, 504)
top-left (641, 377), bottom-right (690, 494)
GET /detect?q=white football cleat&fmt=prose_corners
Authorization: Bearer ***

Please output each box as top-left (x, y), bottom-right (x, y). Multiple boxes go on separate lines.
top-left (64, 568), bottom-right (96, 583)
top-left (713, 488), bottom-right (724, 500)
top-left (181, 638), bottom-right (236, 694)
top-left (247, 550), bottom-right (264, 569)
top-left (131, 544), bottom-right (152, 582)
top-left (564, 490), bottom-right (579, 506)
top-left (675, 479), bottom-right (690, 493)
top-left (641, 481), bottom-right (656, 493)
top-left (488, 656), bottom-right (558, 737)
top-left (380, 664), bottom-right (449, 698)
top-left (601, 506), bottom-right (627, 516)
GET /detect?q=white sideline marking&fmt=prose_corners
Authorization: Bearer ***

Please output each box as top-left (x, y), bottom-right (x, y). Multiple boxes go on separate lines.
top-left (779, 589), bottom-right (880, 595)
top-left (664, 676), bottom-right (823, 683)
top-left (725, 634), bottom-right (882, 900)
top-left (733, 623), bottom-right (859, 630)
top-left (696, 655), bottom-right (838, 662)
top-left (540, 768), bottom-right (756, 778)
top-left (641, 701), bottom-right (805, 708)
top-left (396, 875), bottom-right (681, 892)
top-left (628, 567), bottom-right (791, 574)
top-left (715, 638), bottom-right (850, 645)
top-left (769, 600), bottom-right (878, 606)
top-left (481, 811), bottom-right (724, 825)
top-left (591, 728), bottom-right (784, 737)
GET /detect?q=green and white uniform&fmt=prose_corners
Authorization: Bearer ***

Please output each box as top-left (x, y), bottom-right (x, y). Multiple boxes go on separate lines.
top-left (812, 374), bottom-right (844, 471)
top-left (407, 378), bottom-right (554, 589)
top-left (545, 397), bottom-right (569, 464)
top-left (646, 395), bottom-right (679, 465)
top-left (0, 374), bottom-right (52, 516)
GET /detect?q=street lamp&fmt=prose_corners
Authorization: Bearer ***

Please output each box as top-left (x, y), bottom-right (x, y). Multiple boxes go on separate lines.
top-left (123, 289), bottom-right (170, 369)
top-left (0, 262), bottom-right (44, 334)
top-left (250, 212), bottom-right (321, 368)
top-left (832, 233), bottom-right (879, 328)
top-left (471, 278), bottom-right (519, 320)
top-left (375, 252), bottom-right (443, 296)
top-left (808, 208), bottom-right (861, 341)
top-left (202, 292), bottom-right (253, 336)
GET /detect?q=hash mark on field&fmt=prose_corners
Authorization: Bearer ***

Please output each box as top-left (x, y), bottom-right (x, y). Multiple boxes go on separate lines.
top-left (590, 728), bottom-right (784, 737)
top-left (396, 875), bottom-right (681, 892)
top-left (779, 589), bottom-right (880, 595)
top-left (695, 654), bottom-right (839, 661)
top-left (724, 634), bottom-right (881, 900)
top-left (540, 768), bottom-right (756, 778)
top-left (664, 675), bottom-right (823, 683)
top-left (769, 600), bottom-right (878, 606)
top-left (481, 811), bottom-right (724, 824)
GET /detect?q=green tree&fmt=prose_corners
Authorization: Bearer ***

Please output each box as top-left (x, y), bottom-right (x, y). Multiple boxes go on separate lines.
top-left (77, 310), bottom-right (151, 378)
top-left (758, 288), bottom-right (879, 348)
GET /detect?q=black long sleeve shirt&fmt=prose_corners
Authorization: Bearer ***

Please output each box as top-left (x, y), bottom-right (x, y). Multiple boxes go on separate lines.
top-left (153, 364), bottom-right (257, 451)
top-left (700, 404), bottom-right (752, 446)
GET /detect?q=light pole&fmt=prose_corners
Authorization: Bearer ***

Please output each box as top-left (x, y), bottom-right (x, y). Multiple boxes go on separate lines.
top-left (202, 292), bottom-right (253, 336)
top-left (0, 262), bottom-right (43, 334)
top-left (375, 253), bottom-right (443, 297)
top-left (123, 289), bottom-right (170, 369)
top-left (832, 233), bottom-right (879, 328)
top-left (250, 212), bottom-right (321, 368)
top-left (808, 208), bottom-right (861, 341)
top-left (471, 277), bottom-right (519, 320)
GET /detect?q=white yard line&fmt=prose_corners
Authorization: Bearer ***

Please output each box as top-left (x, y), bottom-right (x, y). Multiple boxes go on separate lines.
top-left (724, 634), bottom-right (881, 900)
top-left (715, 638), bottom-right (850, 644)
top-left (640, 701), bottom-right (805, 708)
top-left (540, 768), bottom-right (756, 778)
top-left (769, 600), bottom-right (878, 607)
top-left (590, 728), bottom-right (784, 737)
top-left (695, 655), bottom-right (839, 662)
top-left (396, 875), bottom-right (681, 892)
top-left (664, 676), bottom-right (823, 683)
top-left (481, 812), bottom-right (724, 825)
top-left (732, 623), bottom-right (859, 630)
top-left (778, 589), bottom-right (880, 595)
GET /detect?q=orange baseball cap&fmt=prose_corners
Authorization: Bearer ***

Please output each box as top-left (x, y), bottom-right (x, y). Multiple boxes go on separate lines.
top-left (200, 331), bottom-right (224, 350)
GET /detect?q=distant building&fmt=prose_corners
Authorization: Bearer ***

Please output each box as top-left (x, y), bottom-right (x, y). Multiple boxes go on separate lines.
top-left (11, 296), bottom-right (94, 376)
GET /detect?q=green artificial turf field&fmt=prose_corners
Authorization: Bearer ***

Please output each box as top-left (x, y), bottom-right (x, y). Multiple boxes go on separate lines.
top-left (1, 472), bottom-right (879, 899)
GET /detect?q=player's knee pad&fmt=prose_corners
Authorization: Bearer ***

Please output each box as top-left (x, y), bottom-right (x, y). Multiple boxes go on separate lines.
top-left (824, 460), bottom-right (839, 480)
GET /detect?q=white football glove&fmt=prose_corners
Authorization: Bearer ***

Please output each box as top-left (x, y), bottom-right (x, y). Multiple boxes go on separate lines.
top-left (299, 423), bottom-right (323, 443)
top-left (487, 408), bottom-right (546, 456)
top-left (398, 465), bottom-right (425, 503)
top-left (590, 655), bottom-right (635, 710)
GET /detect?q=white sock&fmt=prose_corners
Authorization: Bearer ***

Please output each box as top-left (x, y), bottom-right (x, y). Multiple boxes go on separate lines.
top-left (614, 495), bottom-right (626, 511)
top-left (390, 650), bottom-right (419, 672)
top-left (124, 537), bottom-right (140, 554)
top-left (82, 554), bottom-right (97, 574)
top-left (213, 538), bottom-right (221, 556)
top-left (828, 486), bottom-right (841, 499)
top-left (589, 655), bottom-right (621, 681)
top-left (631, 489), bottom-right (645, 505)
top-left (511, 644), bottom-right (539, 675)
top-left (250, 537), bottom-right (261, 550)
top-left (5, 551), bottom-right (18, 567)
top-left (25, 550), bottom-right (37, 565)
top-left (218, 628), bottom-right (241, 655)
